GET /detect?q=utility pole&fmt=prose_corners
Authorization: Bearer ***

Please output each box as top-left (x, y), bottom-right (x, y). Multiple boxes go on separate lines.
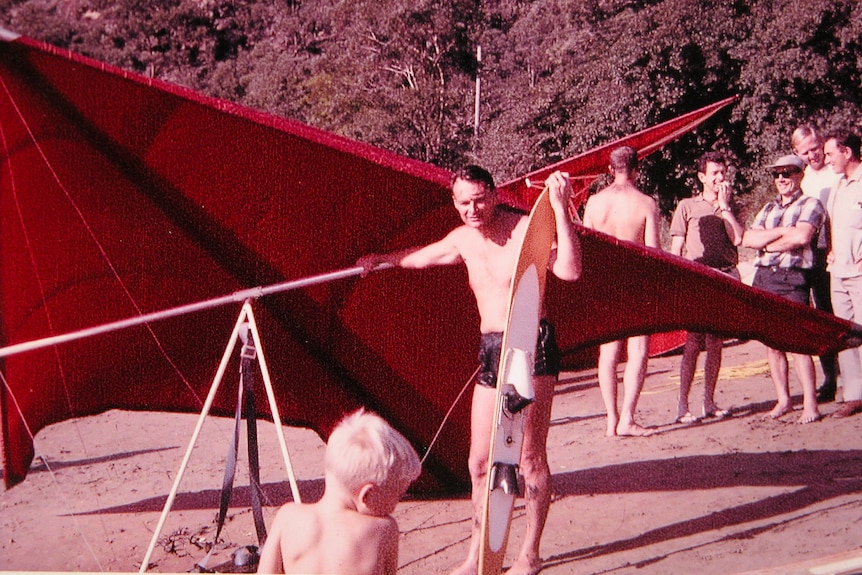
top-left (473, 45), bottom-right (481, 156)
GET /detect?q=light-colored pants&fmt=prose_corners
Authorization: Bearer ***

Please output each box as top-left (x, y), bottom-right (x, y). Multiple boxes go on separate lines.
top-left (831, 275), bottom-right (862, 401)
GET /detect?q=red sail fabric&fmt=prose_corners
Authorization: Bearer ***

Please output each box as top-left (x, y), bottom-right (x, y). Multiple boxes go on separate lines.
top-left (2, 33), bottom-right (860, 494)
top-left (0, 32), bottom-right (468, 492)
top-left (547, 228), bottom-right (862, 359)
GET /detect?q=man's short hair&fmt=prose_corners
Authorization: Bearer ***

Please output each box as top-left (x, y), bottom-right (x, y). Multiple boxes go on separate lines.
top-left (609, 146), bottom-right (638, 173)
top-left (697, 151), bottom-right (726, 174)
top-left (450, 164), bottom-right (495, 192)
top-left (825, 129), bottom-right (862, 161)
top-left (325, 409), bottom-right (421, 494)
top-left (791, 124), bottom-right (820, 151)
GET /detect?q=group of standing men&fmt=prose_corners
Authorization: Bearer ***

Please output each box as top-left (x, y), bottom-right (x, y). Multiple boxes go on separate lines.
top-left (348, 126), bottom-right (862, 575)
top-left (603, 126), bottom-right (862, 432)
top-left (732, 126), bottom-right (862, 424)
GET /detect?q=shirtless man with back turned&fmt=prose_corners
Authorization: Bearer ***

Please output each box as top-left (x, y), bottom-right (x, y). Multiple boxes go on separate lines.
top-left (357, 165), bottom-right (582, 575)
top-left (582, 146), bottom-right (661, 437)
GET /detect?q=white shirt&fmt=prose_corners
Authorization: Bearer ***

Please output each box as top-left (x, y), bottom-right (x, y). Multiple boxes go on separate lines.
top-left (801, 165), bottom-right (841, 206)
top-left (802, 165), bottom-right (841, 251)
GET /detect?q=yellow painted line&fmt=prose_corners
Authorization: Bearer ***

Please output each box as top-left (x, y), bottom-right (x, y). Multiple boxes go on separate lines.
top-left (643, 359), bottom-right (771, 396)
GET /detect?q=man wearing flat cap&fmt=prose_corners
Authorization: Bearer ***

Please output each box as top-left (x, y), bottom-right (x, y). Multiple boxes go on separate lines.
top-left (742, 154), bottom-right (826, 424)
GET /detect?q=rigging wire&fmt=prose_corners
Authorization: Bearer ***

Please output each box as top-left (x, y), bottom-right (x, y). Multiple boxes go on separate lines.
top-left (420, 366), bottom-right (477, 466)
top-left (0, 78), bottom-right (83, 454)
top-left (0, 74), bottom-right (207, 410)
top-left (0, 69), bottom-right (227, 571)
top-left (0, 368), bottom-right (106, 570)
top-left (0, 80), bottom-right (110, 570)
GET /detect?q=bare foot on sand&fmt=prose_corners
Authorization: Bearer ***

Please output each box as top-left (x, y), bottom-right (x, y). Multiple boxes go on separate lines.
top-left (676, 412), bottom-right (699, 424)
top-left (767, 402), bottom-right (793, 419)
top-left (506, 556), bottom-right (542, 575)
top-left (606, 416), bottom-right (619, 437)
top-left (616, 422), bottom-right (655, 437)
top-left (798, 410), bottom-right (821, 424)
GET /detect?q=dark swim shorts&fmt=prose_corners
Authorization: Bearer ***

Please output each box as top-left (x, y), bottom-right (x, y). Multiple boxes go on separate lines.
top-left (476, 319), bottom-right (561, 388)
top-left (751, 266), bottom-right (811, 306)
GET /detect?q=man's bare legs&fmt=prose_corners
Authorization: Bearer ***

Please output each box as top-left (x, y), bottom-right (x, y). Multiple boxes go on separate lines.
top-left (450, 377), bottom-right (554, 575)
top-left (701, 334), bottom-right (726, 417)
top-left (677, 333), bottom-right (701, 421)
top-left (598, 336), bottom-right (652, 436)
top-left (450, 386), bottom-right (495, 575)
top-left (597, 340), bottom-right (623, 436)
top-left (792, 353), bottom-right (821, 423)
top-left (506, 375), bottom-right (553, 575)
top-left (766, 347), bottom-right (793, 419)
top-left (617, 335), bottom-right (651, 436)
top-left (765, 348), bottom-right (821, 424)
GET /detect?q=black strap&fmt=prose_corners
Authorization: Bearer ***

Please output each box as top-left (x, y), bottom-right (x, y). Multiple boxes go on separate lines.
top-left (241, 341), bottom-right (266, 545)
top-left (193, 374), bottom-right (242, 572)
top-left (194, 331), bottom-right (266, 571)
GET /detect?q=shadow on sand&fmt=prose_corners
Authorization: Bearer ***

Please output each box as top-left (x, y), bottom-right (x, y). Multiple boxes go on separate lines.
top-left (543, 449), bottom-right (862, 569)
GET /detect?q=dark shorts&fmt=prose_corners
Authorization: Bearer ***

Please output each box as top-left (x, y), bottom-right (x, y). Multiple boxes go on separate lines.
top-left (476, 319), bottom-right (561, 388)
top-left (752, 266), bottom-right (811, 306)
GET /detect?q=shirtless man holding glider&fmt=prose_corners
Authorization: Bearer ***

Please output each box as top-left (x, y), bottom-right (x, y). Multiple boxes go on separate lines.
top-left (582, 146), bottom-right (661, 437)
top-left (358, 165), bottom-right (582, 575)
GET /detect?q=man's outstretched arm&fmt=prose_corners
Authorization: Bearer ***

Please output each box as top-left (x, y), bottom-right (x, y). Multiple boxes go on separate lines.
top-left (357, 232), bottom-right (463, 275)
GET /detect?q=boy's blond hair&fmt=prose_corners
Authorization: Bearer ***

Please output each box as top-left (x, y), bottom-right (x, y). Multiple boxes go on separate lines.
top-left (325, 409), bottom-right (421, 494)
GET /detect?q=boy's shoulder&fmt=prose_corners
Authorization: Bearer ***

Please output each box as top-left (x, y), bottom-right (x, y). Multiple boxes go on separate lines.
top-left (276, 499), bottom-right (396, 530)
top-left (271, 500), bottom-right (317, 527)
top-left (338, 508), bottom-right (399, 544)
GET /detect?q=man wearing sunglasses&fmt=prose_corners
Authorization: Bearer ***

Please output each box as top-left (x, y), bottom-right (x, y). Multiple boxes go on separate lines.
top-left (742, 154), bottom-right (826, 424)
top-left (824, 130), bottom-right (862, 419)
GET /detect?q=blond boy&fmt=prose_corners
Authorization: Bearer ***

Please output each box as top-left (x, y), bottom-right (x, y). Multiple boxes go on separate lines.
top-left (257, 409), bottom-right (421, 575)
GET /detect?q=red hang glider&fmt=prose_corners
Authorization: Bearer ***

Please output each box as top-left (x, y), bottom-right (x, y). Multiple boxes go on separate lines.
top-left (2, 31), bottom-right (860, 493)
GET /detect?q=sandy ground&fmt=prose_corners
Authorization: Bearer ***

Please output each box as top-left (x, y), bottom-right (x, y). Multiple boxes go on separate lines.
top-left (2, 337), bottom-right (862, 575)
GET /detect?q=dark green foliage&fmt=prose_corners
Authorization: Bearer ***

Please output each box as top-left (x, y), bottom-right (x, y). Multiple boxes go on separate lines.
top-left (3, 0), bottom-right (861, 226)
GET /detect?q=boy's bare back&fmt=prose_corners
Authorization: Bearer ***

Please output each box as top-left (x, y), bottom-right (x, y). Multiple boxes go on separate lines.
top-left (258, 501), bottom-right (399, 575)
top-left (583, 182), bottom-right (660, 247)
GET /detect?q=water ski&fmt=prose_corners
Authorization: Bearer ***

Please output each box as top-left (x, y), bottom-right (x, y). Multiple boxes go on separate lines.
top-left (478, 187), bottom-right (556, 574)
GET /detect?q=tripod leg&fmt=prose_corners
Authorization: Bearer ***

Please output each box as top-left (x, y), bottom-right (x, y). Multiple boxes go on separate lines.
top-left (139, 306), bottom-right (251, 573)
top-left (244, 303), bottom-right (302, 504)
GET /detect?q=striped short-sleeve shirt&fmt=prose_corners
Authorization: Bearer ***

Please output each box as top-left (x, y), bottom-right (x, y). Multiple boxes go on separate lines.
top-left (752, 190), bottom-right (825, 270)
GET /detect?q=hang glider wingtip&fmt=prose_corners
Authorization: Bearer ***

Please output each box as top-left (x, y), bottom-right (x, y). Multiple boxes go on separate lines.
top-left (500, 94), bottom-right (740, 195)
top-left (0, 27), bottom-right (21, 42)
